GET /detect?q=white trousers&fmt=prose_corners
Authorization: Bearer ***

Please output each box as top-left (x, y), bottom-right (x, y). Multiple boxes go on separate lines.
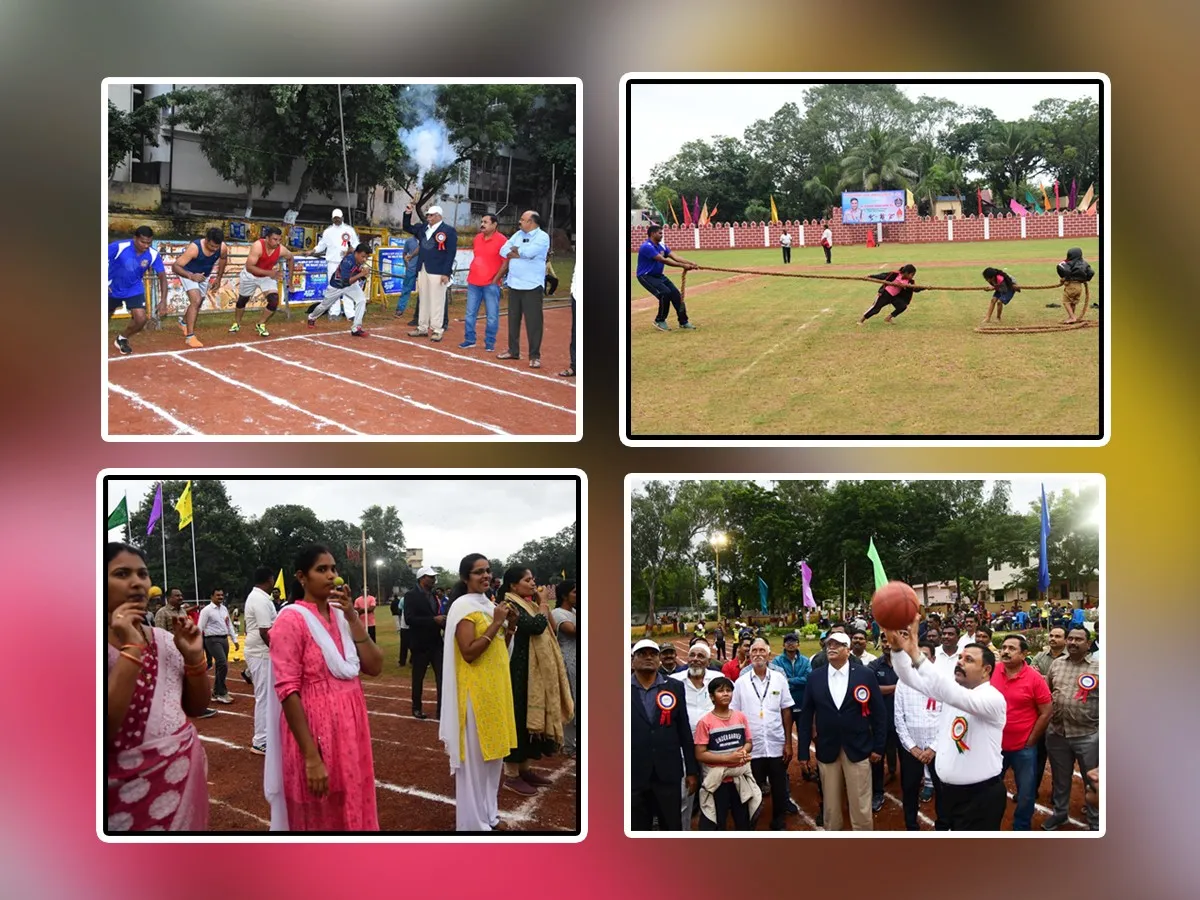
top-left (310, 283), bottom-right (367, 328)
top-left (455, 698), bottom-right (503, 831)
top-left (246, 655), bottom-right (272, 748)
top-left (325, 259), bottom-right (353, 318)
top-left (416, 269), bottom-right (448, 335)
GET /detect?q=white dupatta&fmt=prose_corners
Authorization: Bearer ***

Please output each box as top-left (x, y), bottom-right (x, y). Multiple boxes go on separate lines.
top-left (438, 593), bottom-right (495, 774)
top-left (263, 603), bottom-right (361, 831)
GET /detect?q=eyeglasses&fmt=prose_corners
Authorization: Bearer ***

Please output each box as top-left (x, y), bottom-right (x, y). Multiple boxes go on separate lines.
top-left (470, 568), bottom-right (491, 576)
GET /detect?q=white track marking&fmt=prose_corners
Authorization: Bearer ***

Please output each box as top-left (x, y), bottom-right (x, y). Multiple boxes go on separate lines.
top-left (107, 382), bottom-right (201, 434)
top-left (1010, 792), bottom-right (1088, 829)
top-left (883, 790), bottom-right (936, 828)
top-left (108, 332), bottom-right (315, 360)
top-left (197, 734), bottom-right (250, 751)
top-left (302, 338), bottom-right (575, 415)
top-left (170, 353), bottom-right (362, 434)
top-left (505, 760), bottom-right (574, 824)
top-left (366, 333), bottom-right (575, 388)
top-left (209, 798), bottom-right (270, 827)
top-left (736, 307), bottom-right (833, 379)
top-left (241, 346), bottom-right (508, 435)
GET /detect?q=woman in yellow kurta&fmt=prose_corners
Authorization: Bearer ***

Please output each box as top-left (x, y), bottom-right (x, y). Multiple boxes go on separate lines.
top-left (438, 553), bottom-right (518, 831)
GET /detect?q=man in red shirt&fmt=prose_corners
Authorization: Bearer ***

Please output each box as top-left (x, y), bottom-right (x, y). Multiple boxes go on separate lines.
top-left (721, 635), bottom-right (752, 681)
top-left (461, 213), bottom-right (508, 351)
top-left (991, 633), bottom-right (1052, 830)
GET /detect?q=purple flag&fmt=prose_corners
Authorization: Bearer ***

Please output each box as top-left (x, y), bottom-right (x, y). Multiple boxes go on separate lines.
top-left (692, 196), bottom-right (700, 225)
top-left (147, 483), bottom-right (163, 535)
top-left (800, 561), bottom-right (816, 608)
top-left (1069, 179), bottom-right (1078, 210)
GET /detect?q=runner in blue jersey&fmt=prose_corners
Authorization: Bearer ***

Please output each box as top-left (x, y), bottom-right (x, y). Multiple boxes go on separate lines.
top-left (306, 242), bottom-right (372, 336)
top-left (108, 225), bottom-right (169, 355)
top-left (170, 227), bottom-right (229, 348)
top-left (636, 224), bottom-right (699, 331)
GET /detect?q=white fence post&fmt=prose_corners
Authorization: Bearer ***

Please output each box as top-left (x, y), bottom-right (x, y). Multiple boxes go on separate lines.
top-left (947, 217), bottom-right (954, 241)
top-left (729, 226), bottom-right (735, 248)
top-left (763, 224), bottom-right (770, 248)
top-left (694, 228), bottom-right (700, 250)
top-left (984, 217), bottom-right (990, 240)
top-left (1057, 215), bottom-right (1064, 238)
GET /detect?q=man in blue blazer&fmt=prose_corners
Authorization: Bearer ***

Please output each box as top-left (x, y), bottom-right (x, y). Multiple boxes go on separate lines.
top-left (630, 639), bottom-right (697, 830)
top-left (795, 632), bottom-right (886, 830)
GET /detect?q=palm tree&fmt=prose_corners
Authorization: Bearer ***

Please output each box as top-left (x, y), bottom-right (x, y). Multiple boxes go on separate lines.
top-left (803, 162), bottom-right (841, 218)
top-left (839, 126), bottom-right (916, 191)
top-left (984, 122), bottom-right (1042, 202)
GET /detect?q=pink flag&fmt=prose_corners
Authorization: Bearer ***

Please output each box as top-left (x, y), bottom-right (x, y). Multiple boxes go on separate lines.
top-left (1009, 198), bottom-right (1028, 217)
top-left (800, 561), bottom-right (816, 608)
top-left (692, 196), bottom-right (700, 225)
top-left (147, 483), bottom-right (163, 535)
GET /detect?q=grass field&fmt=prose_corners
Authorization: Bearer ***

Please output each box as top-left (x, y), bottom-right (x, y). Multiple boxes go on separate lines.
top-left (628, 239), bottom-right (1101, 437)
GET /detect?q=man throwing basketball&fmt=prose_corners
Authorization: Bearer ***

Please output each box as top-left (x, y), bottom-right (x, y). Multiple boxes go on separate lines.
top-left (231, 226), bottom-right (295, 337)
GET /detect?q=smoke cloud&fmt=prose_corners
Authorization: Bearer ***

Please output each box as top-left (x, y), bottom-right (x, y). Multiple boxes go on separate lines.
top-left (399, 85), bottom-right (458, 180)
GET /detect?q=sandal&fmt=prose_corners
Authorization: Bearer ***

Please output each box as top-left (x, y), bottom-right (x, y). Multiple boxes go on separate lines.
top-left (497, 351), bottom-right (518, 360)
top-left (558, 367), bottom-right (575, 377)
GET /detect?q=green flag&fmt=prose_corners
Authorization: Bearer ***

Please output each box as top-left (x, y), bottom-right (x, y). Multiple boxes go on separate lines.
top-left (107, 496), bottom-right (129, 530)
top-left (1024, 190), bottom-right (1043, 213)
top-left (867, 537), bottom-right (888, 590)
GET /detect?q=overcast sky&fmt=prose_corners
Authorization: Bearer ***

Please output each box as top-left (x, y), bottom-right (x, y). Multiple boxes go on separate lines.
top-left (106, 478), bottom-right (577, 570)
top-left (630, 81), bottom-right (1100, 185)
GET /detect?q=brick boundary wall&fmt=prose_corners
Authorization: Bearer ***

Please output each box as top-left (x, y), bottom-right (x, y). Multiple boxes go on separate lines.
top-left (629, 207), bottom-right (1101, 253)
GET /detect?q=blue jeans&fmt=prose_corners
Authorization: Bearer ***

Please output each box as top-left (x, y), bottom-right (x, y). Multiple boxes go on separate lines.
top-left (464, 283), bottom-right (500, 347)
top-left (394, 271), bottom-right (418, 315)
top-left (1001, 745), bottom-right (1038, 830)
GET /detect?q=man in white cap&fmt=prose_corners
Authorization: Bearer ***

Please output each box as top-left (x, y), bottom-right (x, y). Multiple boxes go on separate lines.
top-left (313, 208), bottom-right (360, 320)
top-left (403, 566), bottom-right (445, 719)
top-left (403, 203), bottom-right (457, 342)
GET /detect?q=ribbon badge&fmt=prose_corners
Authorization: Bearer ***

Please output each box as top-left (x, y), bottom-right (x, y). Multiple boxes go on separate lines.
top-left (435, 231), bottom-right (447, 251)
top-left (1075, 673), bottom-right (1098, 701)
top-left (656, 689), bottom-right (676, 726)
top-left (853, 684), bottom-right (871, 717)
top-left (926, 697), bottom-right (937, 711)
top-left (951, 716), bottom-right (970, 753)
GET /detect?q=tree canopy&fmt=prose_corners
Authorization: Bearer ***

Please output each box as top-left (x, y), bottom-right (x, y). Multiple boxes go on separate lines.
top-left (638, 86), bottom-right (1100, 223)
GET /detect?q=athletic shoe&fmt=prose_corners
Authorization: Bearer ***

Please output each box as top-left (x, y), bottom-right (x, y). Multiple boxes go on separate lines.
top-left (408, 329), bottom-right (428, 337)
top-left (484, 344), bottom-right (495, 352)
top-left (407, 319), bottom-right (419, 327)
top-left (522, 770), bottom-right (553, 787)
top-left (458, 341), bottom-right (476, 349)
top-left (920, 784), bottom-right (934, 802)
top-left (785, 799), bottom-right (800, 814)
top-left (1041, 813), bottom-right (1068, 831)
top-left (503, 777), bottom-right (537, 796)
top-left (250, 744), bottom-right (267, 756)
top-left (306, 318), bottom-right (316, 329)
top-left (653, 321), bottom-right (670, 331)
top-left (228, 323), bottom-right (240, 333)
top-left (114, 336), bottom-right (132, 355)
top-left (214, 694), bottom-right (233, 705)
top-left (431, 332), bottom-right (444, 342)
top-left (255, 323), bottom-right (269, 337)
top-left (185, 335), bottom-right (203, 348)
top-left (350, 327), bottom-right (368, 337)
top-left (680, 322), bottom-right (697, 329)
top-left (241, 670), bottom-right (253, 684)
top-left (872, 794), bottom-right (885, 812)
top-left (193, 709), bottom-right (217, 719)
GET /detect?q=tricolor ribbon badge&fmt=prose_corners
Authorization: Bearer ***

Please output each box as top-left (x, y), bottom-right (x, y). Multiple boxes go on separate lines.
top-left (656, 689), bottom-right (676, 725)
top-left (1075, 673), bottom-right (1098, 701)
top-left (951, 716), bottom-right (970, 753)
top-left (853, 684), bottom-right (871, 717)
top-left (435, 231), bottom-right (447, 251)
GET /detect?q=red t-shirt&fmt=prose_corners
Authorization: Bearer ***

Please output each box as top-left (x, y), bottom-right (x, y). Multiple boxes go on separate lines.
top-left (468, 231), bottom-right (507, 286)
top-left (721, 658), bottom-right (746, 681)
top-left (991, 663), bottom-right (1052, 751)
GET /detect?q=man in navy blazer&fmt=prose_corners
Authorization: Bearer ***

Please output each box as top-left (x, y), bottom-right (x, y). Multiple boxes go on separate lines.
top-left (795, 632), bottom-right (886, 830)
top-left (630, 640), bottom-right (697, 830)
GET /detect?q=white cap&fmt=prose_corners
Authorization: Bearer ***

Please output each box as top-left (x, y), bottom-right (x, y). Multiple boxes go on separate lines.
top-left (631, 639), bottom-right (661, 655)
top-left (416, 566), bottom-right (436, 580)
top-left (825, 632), bottom-right (851, 647)
top-left (426, 205), bottom-right (444, 217)
top-left (688, 642), bottom-right (711, 658)
top-left (332, 209), bottom-right (343, 219)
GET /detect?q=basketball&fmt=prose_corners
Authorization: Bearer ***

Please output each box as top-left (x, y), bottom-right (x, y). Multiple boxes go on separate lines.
top-left (872, 581), bottom-right (919, 630)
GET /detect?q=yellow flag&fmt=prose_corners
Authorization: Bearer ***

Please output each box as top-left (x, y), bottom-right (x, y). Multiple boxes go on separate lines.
top-left (699, 201), bottom-right (710, 226)
top-left (1076, 183), bottom-right (1094, 211)
top-left (905, 188), bottom-right (915, 208)
top-left (769, 195), bottom-right (780, 224)
top-left (274, 568), bottom-right (286, 597)
top-left (175, 481), bottom-right (193, 531)
top-left (1040, 183), bottom-right (1051, 213)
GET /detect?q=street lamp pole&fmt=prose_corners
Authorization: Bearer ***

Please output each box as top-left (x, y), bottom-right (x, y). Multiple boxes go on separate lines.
top-left (375, 559), bottom-right (384, 607)
top-left (710, 532), bottom-right (727, 625)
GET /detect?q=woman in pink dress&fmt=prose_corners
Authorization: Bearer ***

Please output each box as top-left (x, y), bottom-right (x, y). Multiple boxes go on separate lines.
top-left (106, 542), bottom-right (211, 833)
top-left (265, 544), bottom-right (383, 831)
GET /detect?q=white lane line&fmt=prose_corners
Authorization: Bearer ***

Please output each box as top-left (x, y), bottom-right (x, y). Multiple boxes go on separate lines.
top-left (367, 736), bottom-right (564, 777)
top-left (198, 734), bottom-right (251, 751)
top-left (504, 763), bottom-right (573, 824)
top-left (883, 791), bottom-right (936, 828)
top-left (108, 332), bottom-right (315, 361)
top-left (170, 353), bottom-right (362, 434)
top-left (367, 333), bottom-right (576, 388)
top-left (209, 798), bottom-right (269, 827)
top-left (737, 307), bottom-right (832, 379)
top-left (304, 338), bottom-right (575, 416)
top-left (241, 346), bottom-right (507, 435)
top-left (1011, 792), bottom-right (1088, 829)
top-left (107, 382), bottom-right (201, 434)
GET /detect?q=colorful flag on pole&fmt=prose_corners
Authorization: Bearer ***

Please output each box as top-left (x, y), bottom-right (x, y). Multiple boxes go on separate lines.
top-left (274, 568), bottom-right (286, 598)
top-left (1041, 183), bottom-right (1051, 213)
top-left (1054, 181), bottom-right (1060, 212)
top-left (708, 205), bottom-right (719, 223)
top-left (1085, 200), bottom-right (1097, 216)
top-left (346, 542), bottom-right (361, 563)
top-left (905, 188), bottom-right (915, 208)
top-left (769, 195), bottom-right (780, 224)
top-left (1038, 485), bottom-right (1051, 594)
top-left (680, 194), bottom-right (693, 226)
top-left (1077, 183), bottom-right (1094, 211)
top-left (1009, 198), bottom-right (1028, 217)
top-left (1069, 179), bottom-right (1078, 210)
top-left (800, 561), bottom-right (816, 609)
top-left (1025, 190), bottom-right (1043, 213)
top-left (147, 483), bottom-right (163, 535)
top-left (976, 188), bottom-right (983, 216)
top-left (107, 496), bottom-right (129, 530)
top-left (174, 481), bottom-right (193, 531)
top-left (867, 537), bottom-right (888, 591)
top-left (668, 198), bottom-right (679, 226)
top-left (757, 576), bottom-right (769, 614)
top-left (692, 196), bottom-right (700, 225)
top-left (699, 201), bottom-right (710, 226)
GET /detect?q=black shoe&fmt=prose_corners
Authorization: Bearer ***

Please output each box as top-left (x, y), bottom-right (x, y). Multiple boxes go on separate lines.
top-left (815, 811), bottom-right (824, 827)
top-left (241, 670), bottom-right (253, 684)
top-left (114, 336), bottom-right (132, 355)
top-left (770, 820), bottom-right (786, 831)
top-left (413, 710), bottom-right (427, 720)
top-left (786, 799), bottom-right (800, 814)
top-left (872, 794), bottom-right (885, 812)
top-left (1041, 813), bottom-right (1068, 831)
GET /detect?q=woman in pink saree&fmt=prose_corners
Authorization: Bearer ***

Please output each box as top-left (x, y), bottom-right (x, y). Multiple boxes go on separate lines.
top-left (264, 544), bottom-right (383, 831)
top-left (106, 543), bottom-right (212, 833)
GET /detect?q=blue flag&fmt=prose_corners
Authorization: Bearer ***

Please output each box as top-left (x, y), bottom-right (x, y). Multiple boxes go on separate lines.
top-left (1038, 485), bottom-right (1051, 594)
top-left (758, 576), bottom-right (768, 614)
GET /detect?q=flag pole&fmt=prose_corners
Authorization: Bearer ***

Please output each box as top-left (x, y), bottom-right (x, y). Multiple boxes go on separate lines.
top-left (361, 529), bottom-right (368, 609)
top-left (842, 559), bottom-right (847, 621)
top-left (190, 516), bottom-right (200, 604)
top-left (124, 490), bottom-right (130, 543)
top-left (159, 482), bottom-right (168, 592)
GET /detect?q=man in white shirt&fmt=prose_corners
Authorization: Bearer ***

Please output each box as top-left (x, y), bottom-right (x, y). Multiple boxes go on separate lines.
top-left (894, 640), bottom-right (946, 830)
top-left (780, 229), bottom-right (792, 264)
top-left (821, 224), bottom-right (834, 264)
top-left (197, 589), bottom-right (237, 704)
top-left (850, 627), bottom-right (877, 664)
top-left (888, 620), bottom-right (1008, 831)
top-left (730, 637), bottom-right (794, 830)
top-left (313, 208), bottom-right (360, 320)
top-left (959, 614), bottom-right (980, 652)
top-left (935, 623), bottom-right (962, 676)
top-left (242, 567), bottom-right (278, 754)
top-left (672, 642), bottom-right (719, 830)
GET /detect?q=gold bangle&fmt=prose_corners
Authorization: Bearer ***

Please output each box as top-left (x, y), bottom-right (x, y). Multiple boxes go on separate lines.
top-left (482, 634), bottom-right (493, 643)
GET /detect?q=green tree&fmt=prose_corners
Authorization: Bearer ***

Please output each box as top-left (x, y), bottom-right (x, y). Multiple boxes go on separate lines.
top-left (643, 137), bottom-right (759, 223)
top-left (839, 126), bottom-right (916, 191)
top-left (1016, 487), bottom-right (1100, 600)
top-left (801, 83), bottom-right (914, 156)
top-left (803, 162), bottom-right (842, 219)
top-left (107, 98), bottom-right (169, 179)
top-left (1032, 97), bottom-right (1100, 195)
top-left (508, 522), bottom-right (579, 584)
top-left (981, 121), bottom-right (1044, 204)
top-left (359, 504), bottom-right (406, 601)
top-left (630, 481), bottom-right (723, 623)
top-left (246, 504), bottom-right (325, 580)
